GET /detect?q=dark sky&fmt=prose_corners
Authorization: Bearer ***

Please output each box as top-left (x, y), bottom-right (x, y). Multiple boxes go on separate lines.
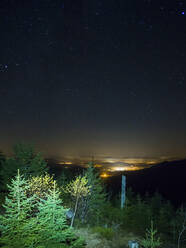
top-left (0, 0), bottom-right (185, 159)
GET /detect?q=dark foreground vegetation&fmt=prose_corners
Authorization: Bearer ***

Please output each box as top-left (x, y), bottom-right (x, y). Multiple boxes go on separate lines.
top-left (0, 144), bottom-right (186, 248)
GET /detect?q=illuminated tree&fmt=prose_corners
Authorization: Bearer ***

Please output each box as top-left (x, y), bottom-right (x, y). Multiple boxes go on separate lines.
top-left (0, 171), bottom-right (84, 248)
top-left (0, 170), bottom-right (37, 247)
top-left (36, 181), bottom-right (71, 246)
top-left (65, 175), bottom-right (91, 227)
top-left (27, 173), bottom-right (55, 200)
top-left (34, 180), bottom-right (85, 247)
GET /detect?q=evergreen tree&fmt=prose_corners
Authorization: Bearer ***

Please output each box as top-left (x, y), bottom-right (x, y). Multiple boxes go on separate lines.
top-left (174, 207), bottom-right (186, 248)
top-left (36, 181), bottom-right (69, 244)
top-left (0, 150), bottom-right (5, 170)
top-left (0, 151), bottom-right (6, 190)
top-left (0, 158), bottom-right (19, 191)
top-left (0, 170), bottom-right (37, 247)
top-left (140, 220), bottom-right (162, 248)
top-left (36, 181), bottom-right (84, 247)
top-left (80, 162), bottom-right (107, 225)
top-left (157, 201), bottom-right (174, 234)
top-left (13, 143), bottom-right (48, 177)
top-left (122, 194), bottom-right (152, 233)
top-left (149, 192), bottom-right (163, 217)
top-left (0, 143), bottom-right (48, 190)
top-left (57, 169), bottom-right (75, 188)
top-left (0, 171), bottom-right (84, 248)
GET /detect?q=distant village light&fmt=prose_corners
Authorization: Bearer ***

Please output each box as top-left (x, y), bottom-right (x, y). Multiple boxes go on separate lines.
top-left (100, 173), bottom-right (110, 178)
top-left (113, 167), bottom-right (125, 171)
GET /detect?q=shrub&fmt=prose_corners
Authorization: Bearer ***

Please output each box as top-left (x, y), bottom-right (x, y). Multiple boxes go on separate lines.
top-left (140, 220), bottom-right (162, 248)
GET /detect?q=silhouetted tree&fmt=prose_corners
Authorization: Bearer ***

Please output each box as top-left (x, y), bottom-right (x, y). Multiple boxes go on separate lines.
top-left (0, 144), bottom-right (48, 190)
top-left (0, 150), bottom-right (5, 167)
top-left (0, 150), bottom-right (5, 188)
top-left (79, 162), bottom-right (107, 224)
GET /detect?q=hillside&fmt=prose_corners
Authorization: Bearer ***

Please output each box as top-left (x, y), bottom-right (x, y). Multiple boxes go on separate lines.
top-left (106, 159), bottom-right (186, 206)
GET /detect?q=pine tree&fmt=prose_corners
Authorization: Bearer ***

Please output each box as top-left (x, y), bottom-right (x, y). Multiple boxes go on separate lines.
top-left (13, 143), bottom-right (48, 177)
top-left (0, 158), bottom-right (20, 191)
top-left (140, 220), bottom-right (162, 248)
top-left (157, 201), bottom-right (174, 234)
top-left (0, 170), bottom-right (37, 247)
top-left (27, 152), bottom-right (48, 177)
top-left (0, 171), bottom-right (85, 248)
top-left (0, 150), bottom-right (5, 169)
top-left (36, 181), bottom-right (79, 247)
top-left (0, 144), bottom-right (48, 190)
top-left (150, 192), bottom-right (163, 217)
top-left (80, 162), bottom-right (106, 225)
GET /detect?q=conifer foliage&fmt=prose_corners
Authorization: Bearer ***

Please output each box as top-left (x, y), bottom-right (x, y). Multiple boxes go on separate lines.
top-left (80, 163), bottom-right (107, 224)
top-left (0, 170), bottom-right (84, 248)
top-left (0, 144), bottom-right (48, 190)
top-left (140, 220), bottom-right (162, 248)
top-left (0, 169), bottom-right (36, 247)
top-left (36, 181), bottom-right (70, 244)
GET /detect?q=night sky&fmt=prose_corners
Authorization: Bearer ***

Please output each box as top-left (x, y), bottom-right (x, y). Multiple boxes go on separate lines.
top-left (0, 0), bottom-right (185, 160)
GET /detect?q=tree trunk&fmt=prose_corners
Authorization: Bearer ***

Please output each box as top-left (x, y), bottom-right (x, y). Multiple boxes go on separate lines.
top-left (70, 195), bottom-right (79, 227)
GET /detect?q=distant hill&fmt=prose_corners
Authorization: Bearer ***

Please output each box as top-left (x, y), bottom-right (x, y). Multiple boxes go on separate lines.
top-left (105, 159), bottom-right (186, 206)
top-left (47, 158), bottom-right (84, 178)
top-left (46, 158), bottom-right (186, 206)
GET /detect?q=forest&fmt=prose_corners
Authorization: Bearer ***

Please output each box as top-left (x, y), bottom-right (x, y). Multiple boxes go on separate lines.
top-left (0, 144), bottom-right (186, 248)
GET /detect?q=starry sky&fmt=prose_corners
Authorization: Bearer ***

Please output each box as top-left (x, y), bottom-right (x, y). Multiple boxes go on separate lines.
top-left (0, 0), bottom-right (185, 160)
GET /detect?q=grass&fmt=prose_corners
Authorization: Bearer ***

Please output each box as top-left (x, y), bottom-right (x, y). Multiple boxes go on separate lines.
top-left (75, 227), bottom-right (141, 248)
top-left (91, 226), bottom-right (114, 240)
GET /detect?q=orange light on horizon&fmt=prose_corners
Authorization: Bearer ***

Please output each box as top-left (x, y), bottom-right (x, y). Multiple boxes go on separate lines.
top-left (110, 166), bottom-right (144, 171)
top-left (146, 161), bottom-right (157, 165)
top-left (100, 173), bottom-right (110, 178)
top-left (58, 161), bottom-right (73, 165)
top-left (111, 167), bottom-right (125, 171)
top-left (94, 164), bottom-right (102, 168)
top-left (65, 161), bottom-right (73, 165)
